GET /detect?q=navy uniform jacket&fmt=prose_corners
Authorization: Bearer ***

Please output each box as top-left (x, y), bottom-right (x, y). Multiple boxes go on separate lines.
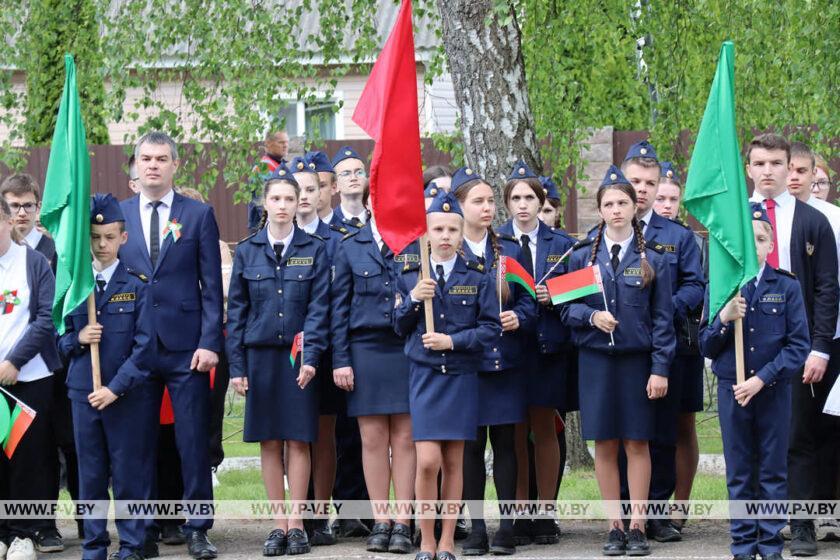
top-left (499, 220), bottom-right (577, 353)
top-left (393, 256), bottom-right (502, 373)
top-left (329, 207), bottom-right (367, 232)
top-left (561, 240), bottom-right (676, 377)
top-left (461, 235), bottom-right (536, 370)
top-left (699, 267), bottom-right (810, 385)
top-left (226, 226), bottom-right (330, 378)
top-left (330, 225), bottom-right (418, 369)
top-left (120, 193), bottom-right (224, 355)
top-left (58, 263), bottom-right (153, 402)
top-left (313, 218), bottom-right (345, 261)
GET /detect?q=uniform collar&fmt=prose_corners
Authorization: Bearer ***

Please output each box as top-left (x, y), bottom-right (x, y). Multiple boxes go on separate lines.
top-left (512, 221), bottom-right (538, 244)
top-left (430, 253), bottom-right (457, 281)
top-left (604, 231), bottom-right (634, 257)
top-left (463, 232), bottom-right (488, 259)
top-left (369, 218), bottom-right (383, 245)
top-left (298, 215), bottom-right (320, 234)
top-left (751, 188), bottom-right (795, 208)
top-left (266, 224), bottom-right (295, 251)
top-left (339, 205), bottom-right (367, 225)
top-left (638, 208), bottom-right (654, 227)
top-left (322, 210), bottom-right (334, 225)
top-left (93, 259), bottom-right (120, 285)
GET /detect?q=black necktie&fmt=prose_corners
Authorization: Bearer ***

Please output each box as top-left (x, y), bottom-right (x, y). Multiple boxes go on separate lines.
top-left (96, 274), bottom-right (106, 294)
top-left (477, 255), bottom-right (485, 266)
top-left (350, 217), bottom-right (363, 228)
top-left (520, 234), bottom-right (534, 277)
top-left (640, 219), bottom-right (647, 231)
top-left (611, 244), bottom-right (621, 271)
top-left (149, 201), bottom-right (162, 266)
top-left (436, 264), bottom-right (446, 291)
top-left (380, 242), bottom-right (389, 259)
top-left (273, 242), bottom-right (285, 263)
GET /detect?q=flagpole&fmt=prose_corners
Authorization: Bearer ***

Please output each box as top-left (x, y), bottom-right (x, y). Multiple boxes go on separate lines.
top-left (594, 267), bottom-right (615, 346)
top-left (419, 234), bottom-right (435, 334)
top-left (498, 258), bottom-right (503, 314)
top-left (734, 318), bottom-right (746, 385)
top-left (535, 242), bottom-right (580, 285)
top-left (0, 385), bottom-right (36, 414)
top-left (86, 293), bottom-right (102, 390)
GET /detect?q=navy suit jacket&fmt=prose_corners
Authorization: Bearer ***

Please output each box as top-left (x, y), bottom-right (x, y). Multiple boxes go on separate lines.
top-left (119, 192), bottom-right (224, 355)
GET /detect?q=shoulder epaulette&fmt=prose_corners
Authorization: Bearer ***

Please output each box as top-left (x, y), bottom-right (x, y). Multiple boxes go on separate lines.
top-left (496, 232), bottom-right (517, 243)
top-left (238, 230), bottom-right (259, 244)
top-left (307, 232), bottom-right (325, 242)
top-left (673, 219), bottom-right (691, 230)
top-left (341, 230), bottom-right (359, 241)
top-left (549, 228), bottom-right (578, 243)
top-left (775, 268), bottom-right (797, 279)
top-left (330, 223), bottom-right (350, 235)
top-left (649, 243), bottom-right (666, 254)
top-left (465, 259), bottom-right (486, 273)
top-left (126, 268), bottom-right (149, 282)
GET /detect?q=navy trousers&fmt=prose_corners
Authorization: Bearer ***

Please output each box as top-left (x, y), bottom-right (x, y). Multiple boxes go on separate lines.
top-left (718, 379), bottom-right (790, 558)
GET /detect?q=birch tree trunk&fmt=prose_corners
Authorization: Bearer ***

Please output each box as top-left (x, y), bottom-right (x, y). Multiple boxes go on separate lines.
top-left (566, 411), bottom-right (594, 469)
top-left (436, 0), bottom-right (542, 221)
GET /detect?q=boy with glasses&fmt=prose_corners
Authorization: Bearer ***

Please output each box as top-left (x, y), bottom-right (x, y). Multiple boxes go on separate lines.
top-left (0, 174), bottom-right (56, 270)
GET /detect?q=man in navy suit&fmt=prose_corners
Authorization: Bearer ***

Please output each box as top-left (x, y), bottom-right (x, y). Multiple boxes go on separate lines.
top-left (119, 131), bottom-right (224, 560)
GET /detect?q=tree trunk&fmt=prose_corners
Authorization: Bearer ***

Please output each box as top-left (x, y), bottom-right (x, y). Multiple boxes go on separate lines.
top-left (436, 0), bottom-right (542, 221)
top-left (565, 411), bottom-right (593, 469)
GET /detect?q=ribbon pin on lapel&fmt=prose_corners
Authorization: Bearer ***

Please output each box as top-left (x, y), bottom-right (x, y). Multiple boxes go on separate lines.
top-left (162, 219), bottom-right (183, 242)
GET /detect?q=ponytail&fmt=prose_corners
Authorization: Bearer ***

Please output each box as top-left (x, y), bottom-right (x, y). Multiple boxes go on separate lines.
top-left (256, 209), bottom-right (268, 231)
top-left (632, 217), bottom-right (655, 288)
top-left (590, 221), bottom-right (605, 266)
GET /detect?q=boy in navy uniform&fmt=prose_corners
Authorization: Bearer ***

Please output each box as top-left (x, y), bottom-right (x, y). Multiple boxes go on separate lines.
top-left (58, 194), bottom-right (156, 560)
top-left (699, 203), bottom-right (810, 560)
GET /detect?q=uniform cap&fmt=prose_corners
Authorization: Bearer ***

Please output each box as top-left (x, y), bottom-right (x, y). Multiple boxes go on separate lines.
top-left (624, 140), bottom-right (659, 162)
top-left (427, 189), bottom-right (463, 216)
top-left (90, 193), bottom-right (125, 224)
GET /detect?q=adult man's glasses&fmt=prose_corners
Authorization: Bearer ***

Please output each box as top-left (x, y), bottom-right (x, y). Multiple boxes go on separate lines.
top-left (811, 179), bottom-right (832, 193)
top-left (337, 169), bottom-right (367, 179)
top-left (9, 202), bottom-right (37, 214)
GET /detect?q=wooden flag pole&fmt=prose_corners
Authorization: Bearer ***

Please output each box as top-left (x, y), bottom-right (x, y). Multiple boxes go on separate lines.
top-left (418, 234), bottom-right (435, 334)
top-left (86, 293), bottom-right (102, 391)
top-left (734, 317), bottom-right (746, 385)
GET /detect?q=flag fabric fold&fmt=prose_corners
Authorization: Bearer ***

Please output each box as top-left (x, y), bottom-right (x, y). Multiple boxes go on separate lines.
top-left (290, 332), bottom-right (304, 367)
top-left (547, 266), bottom-right (603, 305)
top-left (683, 41), bottom-right (758, 321)
top-left (39, 54), bottom-right (94, 334)
top-left (500, 256), bottom-right (536, 299)
top-left (351, 0), bottom-right (426, 255)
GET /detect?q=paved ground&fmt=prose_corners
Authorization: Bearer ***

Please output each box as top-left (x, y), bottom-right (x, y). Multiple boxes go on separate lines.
top-left (45, 518), bottom-right (826, 559)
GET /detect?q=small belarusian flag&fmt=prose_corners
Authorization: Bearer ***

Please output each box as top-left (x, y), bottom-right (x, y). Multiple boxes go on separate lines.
top-left (547, 265), bottom-right (603, 305)
top-left (0, 388), bottom-right (37, 459)
top-left (500, 256), bottom-right (536, 299)
top-left (290, 331), bottom-right (304, 367)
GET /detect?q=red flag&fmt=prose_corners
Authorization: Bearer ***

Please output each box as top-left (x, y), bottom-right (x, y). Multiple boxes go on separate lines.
top-left (352, 0), bottom-right (426, 254)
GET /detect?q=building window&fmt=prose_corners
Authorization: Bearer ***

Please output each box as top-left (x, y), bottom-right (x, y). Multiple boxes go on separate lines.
top-left (278, 95), bottom-right (343, 140)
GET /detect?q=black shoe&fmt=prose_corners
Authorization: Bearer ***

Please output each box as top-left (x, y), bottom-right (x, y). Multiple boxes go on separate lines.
top-left (415, 553), bottom-right (434, 560)
top-left (669, 520), bottom-right (684, 534)
top-left (389, 523), bottom-right (413, 554)
top-left (626, 526), bottom-right (650, 556)
top-left (489, 527), bottom-right (515, 555)
top-left (646, 519), bottom-right (681, 543)
top-left (142, 537), bottom-right (160, 558)
top-left (187, 530), bottom-right (218, 559)
top-left (603, 527), bottom-right (626, 556)
top-left (790, 523), bottom-right (818, 557)
top-left (366, 522), bottom-right (393, 552)
top-left (33, 529), bottom-right (64, 552)
top-left (263, 528), bottom-right (287, 556)
top-left (762, 554), bottom-right (785, 560)
top-left (286, 528), bottom-right (310, 555)
top-left (310, 519), bottom-right (336, 546)
top-left (732, 555), bottom-right (755, 560)
top-left (436, 552), bottom-right (457, 560)
top-left (341, 518), bottom-right (371, 538)
top-left (512, 517), bottom-right (533, 545)
top-left (161, 524), bottom-right (187, 545)
top-left (111, 553), bottom-right (145, 560)
top-left (454, 518), bottom-right (469, 541)
top-left (461, 529), bottom-right (488, 556)
top-left (532, 517), bottom-right (559, 545)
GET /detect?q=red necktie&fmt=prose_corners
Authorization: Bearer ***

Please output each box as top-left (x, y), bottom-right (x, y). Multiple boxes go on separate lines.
top-left (765, 198), bottom-right (779, 268)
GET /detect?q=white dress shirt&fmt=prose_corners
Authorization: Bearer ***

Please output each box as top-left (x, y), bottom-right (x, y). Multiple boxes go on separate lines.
top-left (750, 189), bottom-right (795, 272)
top-left (266, 225), bottom-right (294, 259)
top-left (23, 228), bottom-right (43, 250)
top-left (512, 222), bottom-right (538, 272)
top-left (340, 205), bottom-right (367, 225)
top-left (139, 189), bottom-right (175, 255)
top-left (93, 259), bottom-right (120, 291)
top-left (464, 233), bottom-right (488, 261)
top-left (638, 208), bottom-right (654, 235)
top-left (430, 254), bottom-right (457, 282)
top-left (321, 210), bottom-right (334, 225)
top-left (298, 216), bottom-right (320, 235)
top-left (604, 231), bottom-right (634, 264)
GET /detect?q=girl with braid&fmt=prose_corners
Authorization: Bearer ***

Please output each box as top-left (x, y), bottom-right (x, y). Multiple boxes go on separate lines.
top-left (450, 166), bottom-right (536, 556)
top-left (560, 166), bottom-right (675, 557)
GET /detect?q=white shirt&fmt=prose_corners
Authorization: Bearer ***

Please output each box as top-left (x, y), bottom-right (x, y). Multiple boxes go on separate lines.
top-left (808, 195), bottom-right (840, 339)
top-left (322, 210), bottom-right (334, 225)
top-left (0, 242), bottom-right (50, 382)
top-left (512, 222), bottom-right (538, 272)
top-left (93, 259), bottom-right (120, 291)
top-left (23, 228), bottom-right (43, 250)
top-left (369, 219), bottom-right (385, 252)
top-left (638, 208), bottom-right (654, 235)
top-left (750, 189), bottom-right (795, 272)
top-left (464, 233), bottom-right (488, 261)
top-left (298, 216), bottom-right (320, 235)
top-left (340, 205), bottom-right (367, 225)
top-left (430, 254), bottom-right (457, 282)
top-left (266, 225), bottom-right (294, 259)
top-left (604, 231), bottom-right (634, 264)
top-left (139, 189), bottom-right (175, 255)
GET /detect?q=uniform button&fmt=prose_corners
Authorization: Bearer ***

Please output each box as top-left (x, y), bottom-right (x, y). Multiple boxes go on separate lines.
top-left (462, 300), bottom-right (467, 305)
top-left (118, 307), bottom-right (123, 312)
top-left (611, 299), bottom-right (615, 304)
top-left (495, 365), bottom-right (500, 369)
top-left (384, 312), bottom-right (390, 318)
top-left (440, 314), bottom-right (445, 319)
top-left (278, 312), bottom-right (284, 318)
top-left (277, 289), bottom-right (282, 294)
top-left (493, 348), bottom-right (498, 352)
top-left (750, 369), bottom-right (755, 374)
top-left (750, 346), bottom-right (755, 352)
top-left (364, 271), bottom-right (368, 276)
top-left (257, 274), bottom-right (261, 278)
top-left (153, 303), bottom-right (159, 308)
top-left (153, 279), bottom-right (159, 284)
top-left (772, 308), bottom-right (777, 313)
top-left (298, 274), bottom-right (303, 278)
top-left (441, 365), bottom-right (447, 373)
top-left (385, 281), bottom-right (390, 286)
top-left (750, 307), bottom-right (755, 312)
top-left (276, 266), bottom-right (280, 271)
top-left (750, 327), bottom-right (754, 332)
top-left (384, 297), bottom-right (390, 302)
top-left (97, 311), bottom-right (101, 316)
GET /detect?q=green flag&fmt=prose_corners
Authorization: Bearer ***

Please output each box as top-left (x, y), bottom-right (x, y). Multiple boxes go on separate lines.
top-left (684, 41), bottom-right (759, 321)
top-left (40, 54), bottom-right (94, 334)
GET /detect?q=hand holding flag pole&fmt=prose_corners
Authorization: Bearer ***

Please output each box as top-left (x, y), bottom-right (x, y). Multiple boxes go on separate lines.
top-left (86, 295), bottom-right (102, 390)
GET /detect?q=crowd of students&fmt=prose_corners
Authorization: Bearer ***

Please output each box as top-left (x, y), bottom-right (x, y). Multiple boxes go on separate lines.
top-left (0, 130), bottom-right (838, 560)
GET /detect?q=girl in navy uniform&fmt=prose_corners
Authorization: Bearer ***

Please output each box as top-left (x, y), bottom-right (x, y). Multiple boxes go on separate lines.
top-left (331, 202), bottom-right (417, 554)
top-left (394, 190), bottom-right (501, 560)
top-left (450, 165), bottom-right (535, 556)
top-left (561, 166), bottom-right (675, 556)
top-left (226, 164), bottom-right (330, 556)
top-left (498, 162), bottom-right (577, 544)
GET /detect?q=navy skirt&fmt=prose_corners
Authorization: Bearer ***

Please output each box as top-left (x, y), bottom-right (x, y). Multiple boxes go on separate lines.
top-left (347, 331), bottom-right (410, 417)
top-left (243, 346), bottom-right (319, 443)
top-left (477, 368), bottom-right (526, 426)
top-left (525, 349), bottom-right (571, 410)
top-left (676, 353), bottom-right (705, 413)
top-left (577, 349), bottom-right (655, 441)
top-left (409, 363), bottom-right (478, 441)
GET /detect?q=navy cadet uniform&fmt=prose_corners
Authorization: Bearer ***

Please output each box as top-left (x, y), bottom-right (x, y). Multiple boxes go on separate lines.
top-left (330, 223), bottom-right (419, 417)
top-left (226, 165), bottom-right (330, 443)
top-left (698, 204), bottom-right (810, 560)
top-left (393, 191), bottom-right (502, 440)
top-left (58, 194), bottom-right (156, 560)
top-left (329, 146), bottom-right (369, 232)
top-left (561, 167), bottom-right (675, 441)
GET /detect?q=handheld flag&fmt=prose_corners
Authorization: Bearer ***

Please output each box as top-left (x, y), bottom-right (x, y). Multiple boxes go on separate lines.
top-left (39, 54), bottom-right (94, 334)
top-left (500, 256), bottom-right (536, 299)
top-left (352, 0), bottom-right (426, 254)
top-left (290, 332), bottom-right (304, 367)
top-left (683, 41), bottom-right (758, 321)
top-left (547, 266), bottom-right (603, 305)
top-left (0, 387), bottom-right (37, 459)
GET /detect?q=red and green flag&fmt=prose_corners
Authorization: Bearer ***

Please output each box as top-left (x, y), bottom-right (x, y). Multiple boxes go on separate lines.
top-left (546, 266), bottom-right (603, 305)
top-left (290, 332), bottom-right (304, 367)
top-left (0, 387), bottom-right (37, 459)
top-left (500, 256), bottom-right (536, 299)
